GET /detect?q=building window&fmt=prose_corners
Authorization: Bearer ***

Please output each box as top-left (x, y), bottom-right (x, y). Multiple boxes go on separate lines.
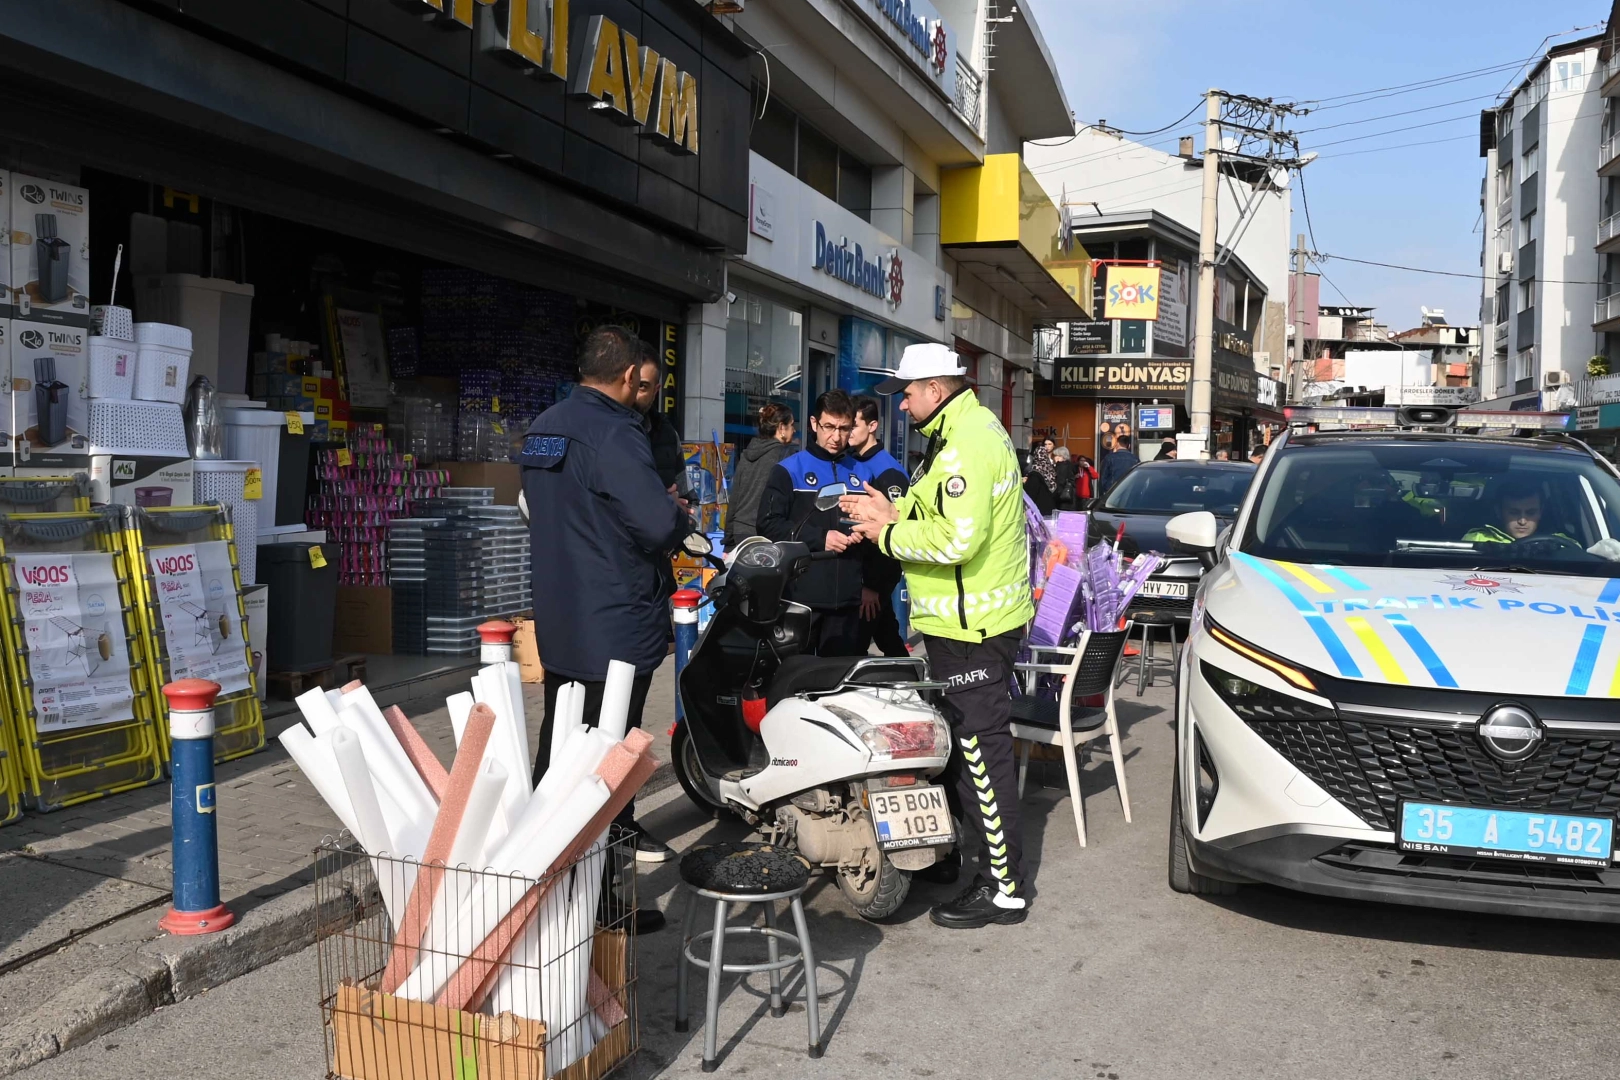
top-left (1513, 348), bottom-right (1535, 383)
top-left (1520, 277), bottom-right (1536, 310)
top-left (1521, 143), bottom-right (1538, 178)
top-left (1556, 59), bottom-right (1585, 91)
top-left (797, 123), bottom-right (838, 203)
top-left (1520, 208), bottom-right (1536, 245)
top-left (1497, 159), bottom-right (1513, 202)
top-left (837, 152), bottom-right (872, 220)
top-left (752, 97), bottom-right (797, 176)
top-left (749, 90), bottom-right (874, 222)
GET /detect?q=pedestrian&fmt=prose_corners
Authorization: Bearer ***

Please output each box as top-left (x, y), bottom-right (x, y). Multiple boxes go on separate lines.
top-left (842, 343), bottom-right (1036, 929)
top-left (848, 394), bottom-right (910, 657)
top-left (1075, 453), bottom-right (1100, 504)
top-left (1249, 445), bottom-right (1266, 464)
top-left (1053, 446), bottom-right (1078, 510)
top-left (1154, 437), bottom-right (1177, 461)
top-left (522, 325), bottom-right (688, 928)
top-left (757, 389), bottom-right (873, 656)
top-left (636, 343), bottom-right (685, 491)
top-left (1215, 449), bottom-right (1230, 461)
top-left (724, 402), bottom-right (797, 550)
top-left (1024, 441), bottom-right (1058, 516)
top-left (1097, 432), bottom-right (1140, 495)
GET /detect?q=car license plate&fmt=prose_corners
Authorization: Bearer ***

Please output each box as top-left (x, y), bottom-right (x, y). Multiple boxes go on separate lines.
top-left (867, 784), bottom-right (953, 850)
top-left (1398, 801), bottom-right (1615, 868)
top-left (1137, 580), bottom-right (1189, 599)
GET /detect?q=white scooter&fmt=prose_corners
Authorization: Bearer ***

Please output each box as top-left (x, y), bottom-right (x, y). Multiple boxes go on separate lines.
top-left (672, 525), bottom-right (956, 920)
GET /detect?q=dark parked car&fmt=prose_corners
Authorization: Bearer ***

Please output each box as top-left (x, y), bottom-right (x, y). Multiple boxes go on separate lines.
top-left (1088, 460), bottom-right (1257, 625)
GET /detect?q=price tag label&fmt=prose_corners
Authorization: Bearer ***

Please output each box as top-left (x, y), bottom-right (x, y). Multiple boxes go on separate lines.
top-left (285, 412), bottom-right (304, 434)
top-left (491, 395), bottom-right (501, 414)
top-left (373, 423), bottom-right (384, 433)
top-left (243, 467), bottom-right (263, 500)
top-left (336, 448), bottom-right (352, 467)
top-left (307, 545), bottom-right (327, 569)
top-left (491, 420), bottom-right (504, 436)
top-left (403, 454), bottom-right (414, 466)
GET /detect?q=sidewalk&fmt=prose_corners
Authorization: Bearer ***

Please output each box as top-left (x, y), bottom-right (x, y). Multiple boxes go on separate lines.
top-left (0, 659), bottom-right (678, 1075)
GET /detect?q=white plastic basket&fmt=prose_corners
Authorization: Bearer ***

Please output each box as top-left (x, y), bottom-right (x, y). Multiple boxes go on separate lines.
top-left (87, 399), bottom-right (189, 456)
top-left (222, 408), bottom-right (284, 536)
top-left (134, 342), bottom-right (191, 403)
top-left (133, 322), bottom-right (193, 350)
top-left (195, 460), bottom-right (259, 584)
top-left (87, 336), bottom-right (135, 400)
top-left (92, 305), bottom-right (134, 341)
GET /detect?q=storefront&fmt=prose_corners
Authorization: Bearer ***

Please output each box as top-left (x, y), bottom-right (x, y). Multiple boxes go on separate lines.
top-left (726, 153), bottom-right (950, 457)
top-left (1039, 355), bottom-right (1192, 461)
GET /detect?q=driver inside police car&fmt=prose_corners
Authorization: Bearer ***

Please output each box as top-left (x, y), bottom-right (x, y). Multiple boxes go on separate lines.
top-left (1463, 481), bottom-right (1554, 544)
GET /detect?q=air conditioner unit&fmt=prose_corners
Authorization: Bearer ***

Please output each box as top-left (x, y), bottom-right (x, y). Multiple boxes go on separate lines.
top-left (1543, 369), bottom-right (1573, 390)
top-left (1497, 251), bottom-right (1514, 274)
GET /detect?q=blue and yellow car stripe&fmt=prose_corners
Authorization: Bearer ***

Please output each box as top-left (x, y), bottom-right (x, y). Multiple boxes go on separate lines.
top-left (1567, 625), bottom-right (1607, 696)
top-left (1230, 553), bottom-right (1363, 678)
top-left (1382, 613), bottom-right (1459, 689)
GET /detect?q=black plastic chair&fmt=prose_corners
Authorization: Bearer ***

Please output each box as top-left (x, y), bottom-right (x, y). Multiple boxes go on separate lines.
top-left (1009, 628), bottom-right (1133, 847)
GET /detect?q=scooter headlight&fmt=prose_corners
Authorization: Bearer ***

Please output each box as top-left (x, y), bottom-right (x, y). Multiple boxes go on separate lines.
top-left (822, 704), bottom-right (950, 760)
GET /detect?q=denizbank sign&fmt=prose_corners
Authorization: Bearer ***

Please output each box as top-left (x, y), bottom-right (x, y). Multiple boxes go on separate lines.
top-left (814, 222), bottom-right (901, 309)
top-left (861, 0), bottom-right (957, 94)
top-left (396, 0), bottom-right (700, 154)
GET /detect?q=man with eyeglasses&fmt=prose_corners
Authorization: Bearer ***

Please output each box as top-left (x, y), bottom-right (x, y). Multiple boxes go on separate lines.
top-left (757, 388), bottom-right (876, 656)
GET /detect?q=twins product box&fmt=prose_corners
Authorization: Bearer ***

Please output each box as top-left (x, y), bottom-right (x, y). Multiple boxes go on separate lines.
top-left (9, 318), bottom-right (88, 459)
top-left (0, 171), bottom-right (9, 318)
top-left (9, 175), bottom-right (90, 328)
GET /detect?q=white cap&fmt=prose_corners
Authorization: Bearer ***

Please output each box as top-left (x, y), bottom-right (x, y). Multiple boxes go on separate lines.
top-left (875, 342), bottom-right (967, 394)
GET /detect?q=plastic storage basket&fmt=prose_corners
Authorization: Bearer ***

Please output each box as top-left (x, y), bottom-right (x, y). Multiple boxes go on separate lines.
top-left (133, 323), bottom-right (192, 404)
top-left (87, 336), bottom-right (135, 399)
top-left (221, 408), bottom-right (284, 536)
top-left (87, 399), bottom-right (190, 456)
top-left (194, 460), bottom-right (260, 584)
top-left (92, 304), bottom-right (134, 341)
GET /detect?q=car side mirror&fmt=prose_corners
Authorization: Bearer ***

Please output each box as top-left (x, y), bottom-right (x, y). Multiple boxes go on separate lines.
top-left (814, 483), bottom-right (848, 512)
top-left (680, 532), bottom-right (713, 557)
top-left (1167, 511), bottom-right (1219, 564)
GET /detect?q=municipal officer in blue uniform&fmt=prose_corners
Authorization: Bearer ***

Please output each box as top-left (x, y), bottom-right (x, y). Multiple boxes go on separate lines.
top-left (757, 388), bottom-right (876, 656)
top-left (522, 325), bottom-right (689, 893)
top-left (849, 394), bottom-right (910, 657)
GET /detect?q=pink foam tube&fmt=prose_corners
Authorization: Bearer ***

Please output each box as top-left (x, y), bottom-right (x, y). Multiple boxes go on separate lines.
top-left (380, 703), bottom-right (496, 992)
top-left (383, 704), bottom-right (450, 802)
top-left (452, 734), bottom-right (656, 1013)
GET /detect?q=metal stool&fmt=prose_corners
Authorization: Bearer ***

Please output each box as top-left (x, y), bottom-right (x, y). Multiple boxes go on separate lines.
top-left (1122, 616), bottom-right (1179, 696)
top-left (675, 842), bottom-right (821, 1071)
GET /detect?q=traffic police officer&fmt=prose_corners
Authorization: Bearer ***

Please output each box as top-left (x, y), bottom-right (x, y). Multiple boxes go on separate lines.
top-left (844, 343), bottom-right (1036, 928)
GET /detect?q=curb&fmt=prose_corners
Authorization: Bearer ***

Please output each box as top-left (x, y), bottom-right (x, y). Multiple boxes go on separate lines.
top-left (0, 879), bottom-right (361, 1076)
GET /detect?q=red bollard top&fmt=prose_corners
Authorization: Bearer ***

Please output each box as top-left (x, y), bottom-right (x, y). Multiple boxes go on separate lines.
top-left (477, 620), bottom-right (517, 645)
top-left (672, 589), bottom-right (703, 609)
top-left (162, 679), bottom-right (221, 712)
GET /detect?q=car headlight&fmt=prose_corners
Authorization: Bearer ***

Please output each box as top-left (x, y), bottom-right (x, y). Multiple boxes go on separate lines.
top-left (823, 703), bottom-right (950, 759)
top-left (1203, 616), bottom-right (1317, 691)
top-left (1200, 661), bottom-right (1336, 722)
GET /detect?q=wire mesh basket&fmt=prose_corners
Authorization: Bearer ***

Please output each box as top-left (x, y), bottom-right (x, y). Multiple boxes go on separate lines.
top-left (315, 827), bottom-right (639, 1080)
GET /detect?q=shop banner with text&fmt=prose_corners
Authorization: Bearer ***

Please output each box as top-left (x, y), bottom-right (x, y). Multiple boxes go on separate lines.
top-left (13, 552), bottom-right (135, 732)
top-left (149, 541), bottom-right (251, 697)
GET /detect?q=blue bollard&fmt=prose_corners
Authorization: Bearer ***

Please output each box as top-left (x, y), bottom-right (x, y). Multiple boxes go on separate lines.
top-left (673, 588), bottom-right (701, 723)
top-left (160, 679), bottom-right (235, 936)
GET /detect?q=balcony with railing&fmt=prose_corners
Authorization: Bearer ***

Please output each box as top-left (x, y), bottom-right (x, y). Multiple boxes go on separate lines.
top-left (1595, 291), bottom-right (1620, 327)
top-left (1600, 212), bottom-right (1620, 251)
top-left (1603, 51), bottom-right (1620, 97)
top-left (953, 54), bottom-right (982, 133)
top-left (1602, 132), bottom-right (1620, 175)
top-left (1496, 194), bottom-right (1513, 226)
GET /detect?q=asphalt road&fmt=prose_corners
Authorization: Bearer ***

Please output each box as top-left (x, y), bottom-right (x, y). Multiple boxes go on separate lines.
top-left (23, 677), bottom-right (1620, 1080)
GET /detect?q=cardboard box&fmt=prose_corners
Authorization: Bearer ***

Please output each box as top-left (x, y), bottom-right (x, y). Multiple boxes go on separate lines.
top-left (85, 454), bottom-right (194, 506)
top-left (243, 583), bottom-right (268, 701)
top-left (444, 461), bottom-right (522, 506)
top-left (11, 319), bottom-right (88, 457)
top-left (333, 585), bottom-right (392, 655)
top-left (10, 175), bottom-right (90, 328)
top-left (0, 171), bottom-right (10, 319)
top-left (512, 618), bottom-right (543, 683)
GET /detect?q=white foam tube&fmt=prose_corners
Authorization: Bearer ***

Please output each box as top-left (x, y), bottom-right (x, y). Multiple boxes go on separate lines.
top-left (502, 661), bottom-right (531, 766)
top-left (325, 688), bottom-right (347, 711)
top-left (597, 660), bottom-right (636, 742)
top-left (474, 667), bottom-right (535, 823)
top-left (414, 757), bottom-right (510, 964)
top-left (296, 685), bottom-right (343, 736)
top-left (314, 726), bottom-right (412, 841)
top-left (394, 777), bottom-right (611, 1003)
top-left (278, 725), bottom-right (360, 837)
top-left (563, 677), bottom-right (587, 729)
top-left (447, 692), bottom-right (475, 747)
top-left (335, 702), bottom-right (436, 855)
top-left (331, 726), bottom-right (411, 922)
top-left (488, 861), bottom-right (569, 1019)
top-left (553, 838), bottom-right (610, 1066)
top-left (550, 682), bottom-right (580, 763)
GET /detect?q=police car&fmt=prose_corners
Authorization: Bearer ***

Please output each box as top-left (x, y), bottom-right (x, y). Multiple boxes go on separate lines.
top-left (1166, 406), bottom-right (1620, 921)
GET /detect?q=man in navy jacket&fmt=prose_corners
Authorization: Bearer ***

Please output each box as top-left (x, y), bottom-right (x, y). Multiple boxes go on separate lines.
top-left (849, 395), bottom-right (909, 656)
top-left (523, 326), bottom-right (689, 884)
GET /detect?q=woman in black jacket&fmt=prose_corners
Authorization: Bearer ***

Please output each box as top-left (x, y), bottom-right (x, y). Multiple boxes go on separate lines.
top-left (724, 403), bottom-right (798, 549)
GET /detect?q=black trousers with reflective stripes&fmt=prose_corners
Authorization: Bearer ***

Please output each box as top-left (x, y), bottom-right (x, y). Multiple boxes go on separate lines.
top-left (924, 629), bottom-right (1026, 898)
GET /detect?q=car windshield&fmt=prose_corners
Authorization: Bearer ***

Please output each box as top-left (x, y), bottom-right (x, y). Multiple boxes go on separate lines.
top-left (1102, 466), bottom-right (1253, 515)
top-left (1240, 439), bottom-right (1620, 578)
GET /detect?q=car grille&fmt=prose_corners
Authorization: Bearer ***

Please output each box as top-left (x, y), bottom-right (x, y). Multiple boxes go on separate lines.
top-left (1244, 716), bottom-right (1620, 831)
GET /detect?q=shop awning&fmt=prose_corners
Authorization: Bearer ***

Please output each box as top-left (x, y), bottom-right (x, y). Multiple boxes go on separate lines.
top-left (940, 155), bottom-right (1090, 320)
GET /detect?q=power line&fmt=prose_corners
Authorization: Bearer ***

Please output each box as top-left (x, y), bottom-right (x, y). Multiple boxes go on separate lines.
top-left (1305, 110), bottom-right (1482, 150)
top-left (1315, 252), bottom-right (1607, 286)
top-left (1293, 91), bottom-right (1499, 135)
top-left (1316, 132), bottom-right (1480, 160)
top-left (1098, 99), bottom-right (1206, 136)
top-left (1296, 54), bottom-right (1544, 107)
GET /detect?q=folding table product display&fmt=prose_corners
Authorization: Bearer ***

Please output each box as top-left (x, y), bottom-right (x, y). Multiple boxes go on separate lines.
top-left (126, 504), bottom-right (264, 764)
top-left (0, 701), bottom-right (21, 825)
top-left (0, 507), bottom-right (164, 811)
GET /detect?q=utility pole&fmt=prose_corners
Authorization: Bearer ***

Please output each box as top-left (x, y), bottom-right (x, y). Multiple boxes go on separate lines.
top-left (1189, 88), bottom-right (1222, 458)
top-left (1291, 232), bottom-right (1307, 405)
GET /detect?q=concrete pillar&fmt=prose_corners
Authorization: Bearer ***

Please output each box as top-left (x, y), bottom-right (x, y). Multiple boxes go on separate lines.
top-left (913, 191), bottom-right (941, 267)
top-left (870, 166), bottom-right (915, 248)
top-left (682, 299), bottom-right (729, 442)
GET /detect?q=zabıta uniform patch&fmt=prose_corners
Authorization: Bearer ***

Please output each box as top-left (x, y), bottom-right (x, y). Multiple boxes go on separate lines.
top-left (887, 485), bottom-right (904, 501)
top-left (521, 434), bottom-right (569, 467)
top-left (944, 476), bottom-right (967, 497)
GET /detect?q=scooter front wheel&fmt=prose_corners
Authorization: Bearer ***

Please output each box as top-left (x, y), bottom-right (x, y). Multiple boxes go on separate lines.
top-left (837, 852), bottom-right (910, 921)
top-left (671, 724), bottom-right (732, 819)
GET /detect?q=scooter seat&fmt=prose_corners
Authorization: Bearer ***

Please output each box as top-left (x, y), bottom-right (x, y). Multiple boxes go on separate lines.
top-left (766, 655), bottom-right (864, 709)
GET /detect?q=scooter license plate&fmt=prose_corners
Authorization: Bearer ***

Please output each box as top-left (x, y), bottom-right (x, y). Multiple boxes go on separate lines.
top-left (867, 784), bottom-right (953, 851)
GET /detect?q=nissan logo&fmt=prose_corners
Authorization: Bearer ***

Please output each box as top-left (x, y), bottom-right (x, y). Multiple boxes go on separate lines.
top-left (1476, 704), bottom-right (1543, 763)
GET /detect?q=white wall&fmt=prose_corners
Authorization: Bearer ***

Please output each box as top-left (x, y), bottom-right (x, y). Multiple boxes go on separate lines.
top-left (1537, 47), bottom-right (1601, 381)
top-left (1024, 129), bottom-right (1293, 301)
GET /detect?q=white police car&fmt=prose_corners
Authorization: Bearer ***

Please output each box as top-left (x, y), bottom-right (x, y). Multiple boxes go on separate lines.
top-left (1166, 407), bottom-right (1620, 921)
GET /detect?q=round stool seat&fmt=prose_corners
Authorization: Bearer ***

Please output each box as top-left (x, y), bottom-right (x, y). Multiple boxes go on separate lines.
top-left (679, 842), bottom-right (812, 895)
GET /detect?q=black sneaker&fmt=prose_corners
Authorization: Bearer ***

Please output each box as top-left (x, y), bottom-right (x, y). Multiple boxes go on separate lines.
top-left (928, 877), bottom-right (1028, 929)
top-left (914, 847), bottom-right (962, 886)
top-left (633, 827), bottom-right (675, 863)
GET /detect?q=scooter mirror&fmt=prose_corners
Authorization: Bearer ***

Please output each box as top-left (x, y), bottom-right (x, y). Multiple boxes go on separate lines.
top-left (813, 483), bottom-right (848, 511)
top-left (680, 531), bottom-right (713, 557)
